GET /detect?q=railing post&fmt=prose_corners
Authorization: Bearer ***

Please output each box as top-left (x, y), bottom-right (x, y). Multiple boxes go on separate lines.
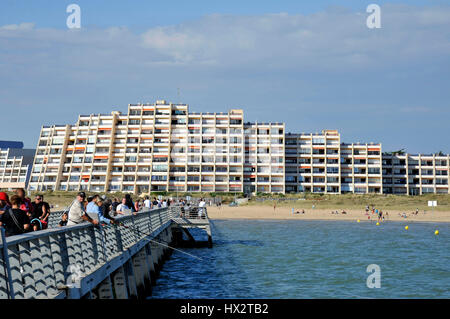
top-left (29, 238), bottom-right (46, 298)
top-left (131, 214), bottom-right (138, 243)
top-left (148, 210), bottom-right (153, 235)
top-left (7, 244), bottom-right (23, 298)
top-left (158, 208), bottom-right (163, 227)
top-left (18, 241), bottom-right (36, 298)
top-left (93, 224), bottom-right (107, 263)
top-left (49, 233), bottom-right (65, 290)
top-left (0, 228), bottom-right (14, 299)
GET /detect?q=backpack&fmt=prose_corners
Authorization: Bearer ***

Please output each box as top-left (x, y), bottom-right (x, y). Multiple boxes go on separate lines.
top-left (6, 208), bottom-right (25, 234)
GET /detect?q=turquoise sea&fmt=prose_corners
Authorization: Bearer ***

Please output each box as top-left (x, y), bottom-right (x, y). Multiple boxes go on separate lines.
top-left (150, 219), bottom-right (449, 299)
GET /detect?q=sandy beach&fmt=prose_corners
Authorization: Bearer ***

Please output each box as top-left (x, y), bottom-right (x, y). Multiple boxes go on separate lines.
top-left (207, 205), bottom-right (450, 223)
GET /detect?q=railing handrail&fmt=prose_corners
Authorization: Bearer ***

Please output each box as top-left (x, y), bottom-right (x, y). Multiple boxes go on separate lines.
top-left (0, 207), bottom-right (176, 299)
top-left (0, 207), bottom-right (169, 247)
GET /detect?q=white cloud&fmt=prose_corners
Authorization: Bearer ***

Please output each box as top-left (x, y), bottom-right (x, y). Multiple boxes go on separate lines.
top-left (0, 22), bottom-right (34, 31)
top-left (134, 5), bottom-right (450, 69)
top-left (1, 4), bottom-right (449, 71)
top-left (0, 4), bottom-right (449, 153)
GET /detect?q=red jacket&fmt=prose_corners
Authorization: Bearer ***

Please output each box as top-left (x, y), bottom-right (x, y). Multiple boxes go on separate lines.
top-left (19, 197), bottom-right (33, 215)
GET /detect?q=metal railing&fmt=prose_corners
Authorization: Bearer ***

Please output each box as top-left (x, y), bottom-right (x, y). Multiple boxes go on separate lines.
top-left (0, 207), bottom-right (172, 299)
top-left (169, 205), bottom-right (208, 220)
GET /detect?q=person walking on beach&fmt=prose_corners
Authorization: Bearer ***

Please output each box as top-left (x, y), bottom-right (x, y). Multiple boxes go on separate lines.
top-left (378, 210), bottom-right (383, 222)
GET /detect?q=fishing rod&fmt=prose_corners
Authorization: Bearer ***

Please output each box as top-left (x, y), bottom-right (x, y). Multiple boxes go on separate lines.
top-left (113, 221), bottom-right (204, 261)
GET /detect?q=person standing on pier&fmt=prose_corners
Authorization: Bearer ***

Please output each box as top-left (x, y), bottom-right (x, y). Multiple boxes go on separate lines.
top-left (0, 192), bottom-right (11, 214)
top-left (124, 194), bottom-right (136, 213)
top-left (111, 197), bottom-right (120, 216)
top-left (151, 197), bottom-right (159, 209)
top-left (0, 195), bottom-right (31, 236)
top-left (95, 198), bottom-right (116, 225)
top-left (144, 196), bottom-right (151, 210)
top-left (116, 198), bottom-right (132, 215)
top-left (86, 195), bottom-right (115, 225)
top-left (134, 199), bottom-right (143, 212)
top-left (15, 188), bottom-right (33, 217)
top-left (198, 198), bottom-right (206, 218)
top-left (67, 192), bottom-right (98, 226)
top-left (31, 195), bottom-right (50, 230)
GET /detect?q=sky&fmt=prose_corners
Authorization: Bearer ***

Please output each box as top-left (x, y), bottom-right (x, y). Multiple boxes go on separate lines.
top-left (0, 0), bottom-right (449, 154)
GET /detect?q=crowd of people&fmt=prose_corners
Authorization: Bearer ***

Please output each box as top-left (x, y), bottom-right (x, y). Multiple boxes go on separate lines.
top-left (0, 189), bottom-right (209, 237)
top-left (365, 205), bottom-right (389, 221)
top-left (0, 189), bottom-right (51, 237)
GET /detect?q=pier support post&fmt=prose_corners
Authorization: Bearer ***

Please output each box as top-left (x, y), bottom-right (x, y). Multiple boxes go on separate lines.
top-left (111, 266), bottom-right (128, 299)
top-left (131, 251), bottom-right (146, 299)
top-left (97, 275), bottom-right (114, 299)
top-left (124, 259), bottom-right (138, 299)
top-left (167, 226), bottom-right (174, 257)
top-left (150, 242), bottom-right (160, 276)
top-left (161, 231), bottom-right (169, 261)
top-left (206, 225), bottom-right (213, 248)
top-left (145, 243), bottom-right (157, 285)
top-left (137, 248), bottom-right (152, 297)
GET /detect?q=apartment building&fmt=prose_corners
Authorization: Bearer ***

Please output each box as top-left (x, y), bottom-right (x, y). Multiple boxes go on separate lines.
top-left (243, 122), bottom-right (285, 194)
top-left (340, 143), bottom-right (383, 194)
top-left (382, 154), bottom-right (450, 195)
top-left (285, 130), bottom-right (341, 194)
top-left (28, 100), bottom-right (285, 194)
top-left (0, 143), bottom-right (35, 190)
top-left (27, 100), bottom-right (449, 196)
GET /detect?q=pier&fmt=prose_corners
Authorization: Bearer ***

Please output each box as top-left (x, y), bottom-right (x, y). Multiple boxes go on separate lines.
top-left (0, 206), bottom-right (211, 299)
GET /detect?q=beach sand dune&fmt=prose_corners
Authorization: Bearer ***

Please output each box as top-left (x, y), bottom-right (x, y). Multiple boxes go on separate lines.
top-left (207, 205), bottom-right (450, 223)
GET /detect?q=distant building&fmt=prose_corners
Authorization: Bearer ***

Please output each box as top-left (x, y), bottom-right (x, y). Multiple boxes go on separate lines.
top-left (29, 101), bottom-right (284, 194)
top-left (0, 140), bottom-right (24, 149)
top-left (285, 131), bottom-right (383, 194)
top-left (382, 153), bottom-right (449, 195)
top-left (0, 142), bottom-right (35, 190)
top-left (27, 100), bottom-right (449, 195)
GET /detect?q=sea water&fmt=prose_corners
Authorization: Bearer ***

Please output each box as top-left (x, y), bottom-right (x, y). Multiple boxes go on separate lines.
top-left (150, 219), bottom-right (449, 299)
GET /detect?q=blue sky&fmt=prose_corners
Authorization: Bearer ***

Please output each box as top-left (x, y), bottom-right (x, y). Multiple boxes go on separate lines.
top-left (1, 0), bottom-right (449, 30)
top-left (0, 0), bottom-right (449, 153)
